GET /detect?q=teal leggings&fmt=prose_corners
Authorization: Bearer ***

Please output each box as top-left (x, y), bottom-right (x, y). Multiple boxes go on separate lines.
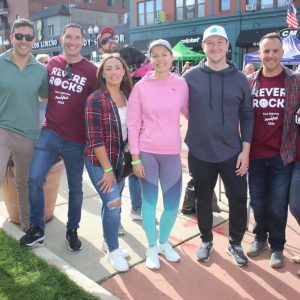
top-left (139, 152), bottom-right (182, 246)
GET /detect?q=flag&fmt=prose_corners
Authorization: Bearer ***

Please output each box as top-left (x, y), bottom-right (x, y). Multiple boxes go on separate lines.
top-left (287, 1), bottom-right (299, 28)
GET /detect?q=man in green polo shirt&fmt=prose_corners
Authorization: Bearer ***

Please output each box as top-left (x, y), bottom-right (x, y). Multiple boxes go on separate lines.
top-left (0, 18), bottom-right (48, 231)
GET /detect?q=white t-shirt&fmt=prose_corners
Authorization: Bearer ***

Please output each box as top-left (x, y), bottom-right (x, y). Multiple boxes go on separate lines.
top-left (118, 106), bottom-right (127, 141)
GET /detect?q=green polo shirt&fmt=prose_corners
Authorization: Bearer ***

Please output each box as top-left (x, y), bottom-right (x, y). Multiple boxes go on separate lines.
top-left (0, 50), bottom-right (49, 141)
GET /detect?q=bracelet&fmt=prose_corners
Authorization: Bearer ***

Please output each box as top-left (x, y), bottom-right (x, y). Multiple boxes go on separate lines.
top-left (103, 166), bottom-right (113, 173)
top-left (131, 159), bottom-right (141, 166)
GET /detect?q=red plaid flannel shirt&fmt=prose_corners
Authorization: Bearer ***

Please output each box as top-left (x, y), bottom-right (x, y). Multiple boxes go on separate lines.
top-left (248, 66), bottom-right (300, 165)
top-left (84, 89), bottom-right (122, 168)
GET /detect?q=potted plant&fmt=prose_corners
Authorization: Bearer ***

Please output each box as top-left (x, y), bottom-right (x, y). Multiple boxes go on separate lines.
top-left (0, 155), bottom-right (65, 224)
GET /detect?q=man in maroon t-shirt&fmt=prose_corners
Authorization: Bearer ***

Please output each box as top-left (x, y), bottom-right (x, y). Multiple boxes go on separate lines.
top-left (247, 32), bottom-right (300, 268)
top-left (20, 23), bottom-right (98, 251)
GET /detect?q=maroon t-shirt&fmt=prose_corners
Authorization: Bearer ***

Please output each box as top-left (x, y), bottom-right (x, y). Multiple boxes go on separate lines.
top-left (43, 55), bottom-right (98, 143)
top-left (250, 71), bottom-right (285, 160)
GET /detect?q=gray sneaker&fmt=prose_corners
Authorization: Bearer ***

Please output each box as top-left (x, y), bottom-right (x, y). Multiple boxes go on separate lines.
top-left (130, 208), bottom-right (142, 220)
top-left (226, 244), bottom-right (248, 267)
top-left (246, 240), bottom-right (268, 257)
top-left (196, 242), bottom-right (213, 262)
top-left (270, 251), bottom-right (285, 268)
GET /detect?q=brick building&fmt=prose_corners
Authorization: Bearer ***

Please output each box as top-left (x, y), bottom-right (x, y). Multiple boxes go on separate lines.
top-left (130, 0), bottom-right (300, 68)
top-left (0, 0), bottom-right (129, 58)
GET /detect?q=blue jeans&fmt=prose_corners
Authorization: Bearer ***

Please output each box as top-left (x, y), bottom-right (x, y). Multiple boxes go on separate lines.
top-left (128, 174), bottom-right (142, 211)
top-left (289, 160), bottom-right (300, 226)
top-left (249, 155), bottom-right (294, 251)
top-left (29, 129), bottom-right (84, 230)
top-left (85, 158), bottom-right (124, 252)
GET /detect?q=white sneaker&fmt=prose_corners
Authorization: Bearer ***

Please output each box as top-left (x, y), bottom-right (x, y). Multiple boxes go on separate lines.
top-left (130, 208), bottom-right (142, 220)
top-left (108, 248), bottom-right (129, 272)
top-left (101, 241), bottom-right (129, 258)
top-left (146, 246), bottom-right (160, 269)
top-left (158, 241), bottom-right (180, 262)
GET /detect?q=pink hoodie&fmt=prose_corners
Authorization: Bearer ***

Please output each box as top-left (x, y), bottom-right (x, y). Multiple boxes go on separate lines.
top-left (127, 72), bottom-right (189, 155)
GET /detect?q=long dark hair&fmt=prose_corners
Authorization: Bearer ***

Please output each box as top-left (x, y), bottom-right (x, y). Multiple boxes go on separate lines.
top-left (97, 53), bottom-right (133, 98)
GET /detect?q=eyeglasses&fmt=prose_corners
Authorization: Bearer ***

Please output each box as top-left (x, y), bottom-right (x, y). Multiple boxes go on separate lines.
top-left (14, 33), bottom-right (35, 42)
top-left (65, 63), bottom-right (72, 79)
top-left (99, 35), bottom-right (117, 46)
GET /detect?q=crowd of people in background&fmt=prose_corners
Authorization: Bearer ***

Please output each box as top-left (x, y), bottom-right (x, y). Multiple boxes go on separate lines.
top-left (0, 18), bottom-right (300, 276)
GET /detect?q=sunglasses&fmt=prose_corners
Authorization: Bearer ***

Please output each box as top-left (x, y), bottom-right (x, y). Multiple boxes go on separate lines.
top-left (65, 63), bottom-right (72, 79)
top-left (99, 35), bottom-right (117, 46)
top-left (14, 33), bottom-right (35, 42)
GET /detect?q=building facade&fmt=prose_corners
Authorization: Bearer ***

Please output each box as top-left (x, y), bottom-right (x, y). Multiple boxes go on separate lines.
top-left (29, 5), bottom-right (129, 59)
top-left (130, 0), bottom-right (300, 68)
top-left (0, 0), bottom-right (129, 59)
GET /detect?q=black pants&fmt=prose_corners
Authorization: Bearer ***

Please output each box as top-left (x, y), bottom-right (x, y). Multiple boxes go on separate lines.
top-left (188, 152), bottom-right (247, 245)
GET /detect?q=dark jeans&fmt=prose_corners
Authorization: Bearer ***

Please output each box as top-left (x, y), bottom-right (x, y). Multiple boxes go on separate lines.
top-left (188, 152), bottom-right (247, 245)
top-left (249, 155), bottom-right (294, 251)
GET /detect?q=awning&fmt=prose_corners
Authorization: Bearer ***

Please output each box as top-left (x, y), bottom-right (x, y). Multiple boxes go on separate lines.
top-left (236, 27), bottom-right (284, 47)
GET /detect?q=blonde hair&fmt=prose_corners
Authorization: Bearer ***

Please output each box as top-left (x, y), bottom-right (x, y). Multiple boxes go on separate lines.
top-left (36, 54), bottom-right (50, 64)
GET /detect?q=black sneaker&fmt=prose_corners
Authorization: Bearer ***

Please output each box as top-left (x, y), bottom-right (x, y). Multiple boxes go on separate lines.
top-left (20, 227), bottom-right (45, 247)
top-left (196, 242), bottom-right (213, 262)
top-left (66, 229), bottom-right (82, 251)
top-left (226, 244), bottom-right (248, 267)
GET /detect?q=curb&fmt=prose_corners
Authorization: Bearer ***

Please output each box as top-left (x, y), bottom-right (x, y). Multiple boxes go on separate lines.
top-left (0, 215), bottom-right (119, 300)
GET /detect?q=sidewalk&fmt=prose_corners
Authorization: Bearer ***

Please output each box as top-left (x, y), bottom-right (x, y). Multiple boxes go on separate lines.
top-left (0, 115), bottom-right (299, 299)
top-left (1, 167), bottom-right (299, 299)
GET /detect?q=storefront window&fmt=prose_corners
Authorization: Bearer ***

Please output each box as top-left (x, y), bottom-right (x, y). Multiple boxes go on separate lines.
top-left (146, 1), bottom-right (154, 25)
top-left (247, 0), bottom-right (257, 4)
top-left (198, 0), bottom-right (205, 17)
top-left (261, 0), bottom-right (273, 9)
top-left (277, 0), bottom-right (286, 7)
top-left (220, 0), bottom-right (230, 11)
top-left (176, 0), bottom-right (205, 20)
top-left (138, 2), bottom-right (145, 26)
top-left (107, 0), bottom-right (115, 7)
top-left (186, 0), bottom-right (195, 19)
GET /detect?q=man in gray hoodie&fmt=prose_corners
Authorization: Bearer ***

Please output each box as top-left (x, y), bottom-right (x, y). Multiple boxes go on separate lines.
top-left (183, 25), bottom-right (254, 267)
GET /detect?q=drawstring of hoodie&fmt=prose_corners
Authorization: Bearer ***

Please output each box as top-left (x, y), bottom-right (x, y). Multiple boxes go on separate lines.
top-left (209, 73), bottom-right (213, 110)
top-left (221, 74), bottom-right (224, 125)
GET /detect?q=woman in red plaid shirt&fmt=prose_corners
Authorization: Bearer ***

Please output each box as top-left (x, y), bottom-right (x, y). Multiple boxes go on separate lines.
top-left (84, 53), bottom-right (133, 272)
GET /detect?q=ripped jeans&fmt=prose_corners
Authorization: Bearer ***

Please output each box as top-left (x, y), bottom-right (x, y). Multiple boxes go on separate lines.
top-left (84, 158), bottom-right (124, 252)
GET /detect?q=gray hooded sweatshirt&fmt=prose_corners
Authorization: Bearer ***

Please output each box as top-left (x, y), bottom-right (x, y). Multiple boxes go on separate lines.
top-left (183, 59), bottom-right (254, 163)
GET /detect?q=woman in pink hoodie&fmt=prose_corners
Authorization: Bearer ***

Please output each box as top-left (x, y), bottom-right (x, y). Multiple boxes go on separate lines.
top-left (127, 39), bottom-right (189, 270)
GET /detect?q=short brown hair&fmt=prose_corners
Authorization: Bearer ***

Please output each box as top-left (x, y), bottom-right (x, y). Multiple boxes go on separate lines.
top-left (11, 18), bottom-right (34, 35)
top-left (259, 32), bottom-right (282, 48)
top-left (62, 23), bottom-right (84, 36)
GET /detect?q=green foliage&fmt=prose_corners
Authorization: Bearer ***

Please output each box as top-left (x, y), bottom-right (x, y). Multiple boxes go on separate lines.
top-left (0, 229), bottom-right (99, 300)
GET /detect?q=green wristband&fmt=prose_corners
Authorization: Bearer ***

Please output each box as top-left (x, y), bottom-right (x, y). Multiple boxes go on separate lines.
top-left (103, 166), bottom-right (113, 173)
top-left (131, 159), bottom-right (141, 166)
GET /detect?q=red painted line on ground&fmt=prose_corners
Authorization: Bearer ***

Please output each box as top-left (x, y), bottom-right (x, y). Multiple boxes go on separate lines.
top-left (213, 226), bottom-right (226, 235)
